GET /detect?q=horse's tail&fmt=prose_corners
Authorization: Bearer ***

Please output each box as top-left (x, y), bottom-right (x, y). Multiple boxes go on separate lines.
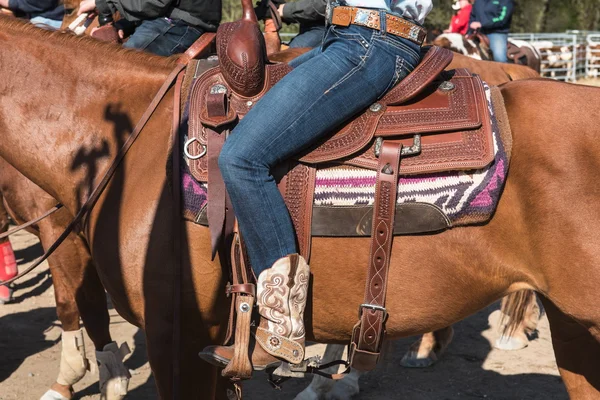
top-left (498, 290), bottom-right (539, 338)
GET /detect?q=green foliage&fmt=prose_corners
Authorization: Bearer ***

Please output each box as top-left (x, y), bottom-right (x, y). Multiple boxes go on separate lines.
top-left (222, 0), bottom-right (600, 33)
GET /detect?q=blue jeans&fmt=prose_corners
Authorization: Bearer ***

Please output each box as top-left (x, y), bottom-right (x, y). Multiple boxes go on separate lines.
top-left (30, 16), bottom-right (62, 30)
top-left (289, 23), bottom-right (327, 48)
top-left (218, 22), bottom-right (421, 274)
top-left (488, 32), bottom-right (508, 63)
top-left (124, 18), bottom-right (204, 56)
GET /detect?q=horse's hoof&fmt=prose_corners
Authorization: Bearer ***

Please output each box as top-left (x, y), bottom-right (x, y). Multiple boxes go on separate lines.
top-left (399, 353), bottom-right (437, 368)
top-left (40, 389), bottom-right (70, 400)
top-left (494, 335), bottom-right (528, 351)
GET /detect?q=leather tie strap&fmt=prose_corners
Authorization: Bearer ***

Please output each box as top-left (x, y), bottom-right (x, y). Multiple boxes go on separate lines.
top-left (349, 141), bottom-right (403, 371)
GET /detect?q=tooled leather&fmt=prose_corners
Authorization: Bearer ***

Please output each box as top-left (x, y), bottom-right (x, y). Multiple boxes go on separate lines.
top-left (254, 327), bottom-right (304, 364)
top-left (188, 50), bottom-right (491, 183)
top-left (347, 76), bottom-right (493, 174)
top-left (283, 164), bottom-right (316, 260)
top-left (299, 108), bottom-right (385, 164)
top-left (381, 46), bottom-right (454, 106)
top-left (188, 63), bottom-right (292, 182)
top-left (217, 22), bottom-right (265, 97)
top-left (354, 142), bottom-right (402, 358)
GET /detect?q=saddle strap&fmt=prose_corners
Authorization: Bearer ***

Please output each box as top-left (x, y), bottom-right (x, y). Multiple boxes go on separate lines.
top-left (349, 141), bottom-right (403, 371)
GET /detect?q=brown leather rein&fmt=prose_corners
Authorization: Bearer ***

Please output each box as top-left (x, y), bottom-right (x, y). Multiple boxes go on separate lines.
top-left (0, 33), bottom-right (215, 288)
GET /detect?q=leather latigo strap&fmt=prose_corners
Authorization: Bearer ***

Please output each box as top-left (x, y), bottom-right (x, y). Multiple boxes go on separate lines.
top-left (349, 142), bottom-right (403, 371)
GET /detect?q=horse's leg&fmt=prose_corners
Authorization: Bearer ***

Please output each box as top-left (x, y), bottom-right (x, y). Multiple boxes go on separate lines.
top-left (399, 327), bottom-right (454, 368)
top-left (40, 244), bottom-right (91, 400)
top-left (37, 222), bottom-right (125, 400)
top-left (542, 297), bottom-right (600, 399)
top-left (494, 290), bottom-right (540, 350)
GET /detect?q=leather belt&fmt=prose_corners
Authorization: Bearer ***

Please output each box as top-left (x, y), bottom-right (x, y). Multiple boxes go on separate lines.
top-left (331, 6), bottom-right (426, 45)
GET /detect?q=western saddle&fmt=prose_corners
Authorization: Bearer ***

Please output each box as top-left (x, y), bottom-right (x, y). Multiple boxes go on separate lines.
top-left (185, 0), bottom-right (493, 380)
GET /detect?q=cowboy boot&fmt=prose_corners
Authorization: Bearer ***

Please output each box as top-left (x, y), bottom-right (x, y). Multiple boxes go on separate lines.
top-left (199, 254), bottom-right (310, 370)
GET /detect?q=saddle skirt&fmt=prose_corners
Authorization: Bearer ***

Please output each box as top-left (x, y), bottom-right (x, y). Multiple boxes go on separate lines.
top-left (181, 47), bottom-right (512, 251)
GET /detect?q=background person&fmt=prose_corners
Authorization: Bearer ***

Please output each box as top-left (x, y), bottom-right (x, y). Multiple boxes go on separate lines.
top-left (469, 0), bottom-right (514, 62)
top-left (78, 0), bottom-right (221, 56)
top-left (271, 0), bottom-right (327, 48)
top-left (445, 0), bottom-right (472, 35)
top-left (0, 0), bottom-right (64, 29)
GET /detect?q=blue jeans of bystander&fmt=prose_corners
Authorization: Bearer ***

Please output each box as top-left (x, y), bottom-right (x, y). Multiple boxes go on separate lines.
top-left (124, 18), bottom-right (204, 57)
top-left (488, 32), bottom-right (508, 63)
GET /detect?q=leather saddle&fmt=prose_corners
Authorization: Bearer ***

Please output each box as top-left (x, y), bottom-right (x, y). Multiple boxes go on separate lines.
top-left (186, 2), bottom-right (494, 373)
top-left (191, 46), bottom-right (492, 172)
top-left (187, 43), bottom-right (493, 251)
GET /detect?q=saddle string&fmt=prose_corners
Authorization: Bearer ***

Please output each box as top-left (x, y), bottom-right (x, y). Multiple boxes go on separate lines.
top-left (0, 33), bottom-right (216, 288)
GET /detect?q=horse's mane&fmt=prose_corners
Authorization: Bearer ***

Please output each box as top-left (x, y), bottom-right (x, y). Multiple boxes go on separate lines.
top-left (0, 15), bottom-right (176, 72)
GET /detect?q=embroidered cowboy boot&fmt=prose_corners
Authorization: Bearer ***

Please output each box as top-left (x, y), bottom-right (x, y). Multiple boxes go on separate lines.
top-left (199, 254), bottom-right (310, 370)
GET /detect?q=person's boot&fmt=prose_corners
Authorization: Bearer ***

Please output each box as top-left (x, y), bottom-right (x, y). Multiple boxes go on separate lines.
top-left (199, 254), bottom-right (310, 370)
top-left (0, 241), bottom-right (17, 303)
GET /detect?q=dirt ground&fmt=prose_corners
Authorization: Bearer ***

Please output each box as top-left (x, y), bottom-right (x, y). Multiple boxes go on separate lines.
top-left (0, 229), bottom-right (568, 400)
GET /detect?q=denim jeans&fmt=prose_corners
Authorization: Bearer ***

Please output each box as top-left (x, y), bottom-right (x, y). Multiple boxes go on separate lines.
top-left (124, 18), bottom-right (204, 57)
top-left (488, 32), bottom-right (508, 63)
top-left (218, 22), bottom-right (421, 274)
top-left (30, 16), bottom-right (63, 30)
top-left (289, 23), bottom-right (327, 48)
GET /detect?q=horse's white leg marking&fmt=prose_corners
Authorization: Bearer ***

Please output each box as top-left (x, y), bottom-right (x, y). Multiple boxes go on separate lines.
top-left (96, 342), bottom-right (131, 400)
top-left (40, 329), bottom-right (90, 400)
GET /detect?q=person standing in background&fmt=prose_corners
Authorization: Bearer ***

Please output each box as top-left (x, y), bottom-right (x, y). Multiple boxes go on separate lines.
top-left (469, 0), bottom-right (514, 62)
top-left (445, 0), bottom-right (472, 35)
top-left (268, 0), bottom-right (327, 48)
top-left (78, 0), bottom-right (221, 56)
top-left (0, 0), bottom-right (64, 29)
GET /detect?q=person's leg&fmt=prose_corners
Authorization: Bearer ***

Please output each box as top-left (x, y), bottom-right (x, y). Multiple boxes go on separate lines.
top-left (289, 23), bottom-right (327, 48)
top-left (144, 20), bottom-right (204, 56)
top-left (30, 16), bottom-right (63, 30)
top-left (124, 18), bottom-right (203, 56)
top-left (219, 25), bottom-right (421, 275)
top-left (124, 18), bottom-right (172, 52)
top-left (201, 24), bottom-right (421, 369)
top-left (488, 32), bottom-right (508, 63)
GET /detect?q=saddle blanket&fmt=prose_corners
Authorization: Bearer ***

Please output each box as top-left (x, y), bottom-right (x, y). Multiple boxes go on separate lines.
top-left (181, 83), bottom-right (509, 231)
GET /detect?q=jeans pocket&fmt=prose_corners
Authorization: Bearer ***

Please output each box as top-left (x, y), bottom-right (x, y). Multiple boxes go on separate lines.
top-left (330, 25), bottom-right (370, 50)
top-left (377, 35), bottom-right (421, 67)
top-left (382, 55), bottom-right (412, 95)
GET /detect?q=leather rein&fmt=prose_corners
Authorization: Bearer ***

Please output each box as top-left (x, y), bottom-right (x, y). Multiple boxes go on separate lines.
top-left (0, 33), bottom-right (215, 288)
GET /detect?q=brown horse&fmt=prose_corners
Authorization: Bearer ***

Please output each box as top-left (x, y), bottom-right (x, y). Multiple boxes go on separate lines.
top-left (1, 17), bottom-right (600, 399)
top-left (0, 157), bottom-right (132, 400)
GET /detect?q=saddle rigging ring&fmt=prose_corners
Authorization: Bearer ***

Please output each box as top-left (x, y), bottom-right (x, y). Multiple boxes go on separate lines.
top-left (184, 137), bottom-right (207, 160)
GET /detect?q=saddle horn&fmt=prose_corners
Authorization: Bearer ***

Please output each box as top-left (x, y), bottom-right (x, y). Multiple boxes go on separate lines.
top-left (216, 0), bottom-right (267, 97)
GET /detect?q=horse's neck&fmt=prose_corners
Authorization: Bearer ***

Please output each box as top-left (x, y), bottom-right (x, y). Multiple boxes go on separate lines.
top-left (0, 22), bottom-right (173, 215)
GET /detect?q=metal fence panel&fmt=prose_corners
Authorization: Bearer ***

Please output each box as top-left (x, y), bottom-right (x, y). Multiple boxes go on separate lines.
top-left (586, 34), bottom-right (600, 78)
